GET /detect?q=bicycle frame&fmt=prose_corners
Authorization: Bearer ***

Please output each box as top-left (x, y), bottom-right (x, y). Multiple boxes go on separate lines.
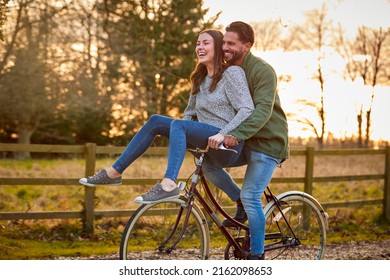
top-left (155, 150), bottom-right (249, 258)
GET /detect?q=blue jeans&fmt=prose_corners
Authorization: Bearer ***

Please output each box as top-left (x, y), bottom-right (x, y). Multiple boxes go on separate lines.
top-left (203, 146), bottom-right (281, 255)
top-left (112, 114), bottom-right (243, 182)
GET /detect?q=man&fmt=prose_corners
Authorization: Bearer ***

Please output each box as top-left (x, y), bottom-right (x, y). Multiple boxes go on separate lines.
top-left (202, 21), bottom-right (289, 260)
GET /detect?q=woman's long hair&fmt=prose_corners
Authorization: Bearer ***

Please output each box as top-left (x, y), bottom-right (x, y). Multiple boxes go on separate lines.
top-left (190, 29), bottom-right (226, 95)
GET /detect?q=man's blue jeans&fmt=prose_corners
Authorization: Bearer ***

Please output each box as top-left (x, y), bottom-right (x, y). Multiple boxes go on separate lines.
top-left (112, 114), bottom-right (243, 182)
top-left (203, 146), bottom-right (281, 255)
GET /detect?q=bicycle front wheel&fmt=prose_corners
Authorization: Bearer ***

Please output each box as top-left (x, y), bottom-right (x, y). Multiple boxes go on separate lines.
top-left (263, 191), bottom-right (327, 260)
top-left (119, 196), bottom-right (210, 260)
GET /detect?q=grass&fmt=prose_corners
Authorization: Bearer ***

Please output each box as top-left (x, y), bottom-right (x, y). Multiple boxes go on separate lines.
top-left (0, 153), bottom-right (389, 259)
top-left (0, 222), bottom-right (121, 260)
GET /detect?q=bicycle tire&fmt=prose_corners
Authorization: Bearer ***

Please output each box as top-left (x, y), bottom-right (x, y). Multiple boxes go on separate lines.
top-left (119, 196), bottom-right (210, 260)
top-left (263, 191), bottom-right (328, 260)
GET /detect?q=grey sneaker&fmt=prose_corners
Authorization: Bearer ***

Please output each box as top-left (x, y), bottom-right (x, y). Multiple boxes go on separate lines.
top-left (79, 169), bottom-right (122, 187)
top-left (246, 253), bottom-right (265, 260)
top-left (135, 183), bottom-right (179, 204)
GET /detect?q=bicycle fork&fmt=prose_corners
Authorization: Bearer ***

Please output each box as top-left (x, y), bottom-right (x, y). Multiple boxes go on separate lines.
top-left (157, 152), bottom-right (250, 259)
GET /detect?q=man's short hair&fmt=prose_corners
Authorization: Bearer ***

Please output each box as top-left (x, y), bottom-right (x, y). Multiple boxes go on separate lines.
top-left (225, 21), bottom-right (255, 45)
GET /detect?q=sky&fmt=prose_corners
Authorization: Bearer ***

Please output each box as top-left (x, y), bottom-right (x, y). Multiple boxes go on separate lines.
top-left (203, 0), bottom-right (390, 142)
top-left (204, 0), bottom-right (390, 33)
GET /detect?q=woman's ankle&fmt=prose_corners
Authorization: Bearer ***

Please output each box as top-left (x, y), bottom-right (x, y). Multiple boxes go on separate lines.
top-left (106, 167), bottom-right (121, 179)
top-left (161, 178), bottom-right (177, 192)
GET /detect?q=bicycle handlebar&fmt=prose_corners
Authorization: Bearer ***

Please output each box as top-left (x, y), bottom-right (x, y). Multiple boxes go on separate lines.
top-left (187, 144), bottom-right (238, 154)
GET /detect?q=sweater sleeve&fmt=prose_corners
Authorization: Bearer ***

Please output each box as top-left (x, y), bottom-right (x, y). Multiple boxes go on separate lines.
top-left (182, 92), bottom-right (197, 121)
top-left (219, 66), bottom-right (254, 136)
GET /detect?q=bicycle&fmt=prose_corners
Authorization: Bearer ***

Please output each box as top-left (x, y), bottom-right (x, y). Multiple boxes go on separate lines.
top-left (119, 146), bottom-right (328, 260)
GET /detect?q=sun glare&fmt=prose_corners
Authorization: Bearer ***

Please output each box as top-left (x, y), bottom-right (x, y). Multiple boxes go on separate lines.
top-left (257, 48), bottom-right (389, 141)
top-left (203, 0), bottom-right (389, 142)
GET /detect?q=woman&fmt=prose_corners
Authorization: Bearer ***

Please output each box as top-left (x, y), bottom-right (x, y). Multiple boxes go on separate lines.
top-left (79, 29), bottom-right (254, 204)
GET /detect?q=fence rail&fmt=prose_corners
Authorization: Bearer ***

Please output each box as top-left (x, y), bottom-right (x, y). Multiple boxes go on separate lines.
top-left (1, 143), bottom-right (389, 233)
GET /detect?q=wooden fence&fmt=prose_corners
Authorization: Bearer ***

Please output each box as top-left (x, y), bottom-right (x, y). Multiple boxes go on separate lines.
top-left (0, 143), bottom-right (389, 234)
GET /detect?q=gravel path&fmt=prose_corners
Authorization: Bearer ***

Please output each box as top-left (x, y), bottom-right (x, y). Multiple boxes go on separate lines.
top-left (60, 240), bottom-right (390, 260)
top-left (323, 240), bottom-right (390, 260)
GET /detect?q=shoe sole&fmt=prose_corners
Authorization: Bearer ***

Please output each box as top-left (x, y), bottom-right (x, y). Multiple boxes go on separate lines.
top-left (79, 179), bottom-right (122, 187)
top-left (135, 194), bottom-right (180, 204)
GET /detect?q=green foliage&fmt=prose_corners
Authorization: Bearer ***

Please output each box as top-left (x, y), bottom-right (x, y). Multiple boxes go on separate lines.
top-left (100, 0), bottom-right (217, 143)
top-left (0, 0), bottom-right (219, 147)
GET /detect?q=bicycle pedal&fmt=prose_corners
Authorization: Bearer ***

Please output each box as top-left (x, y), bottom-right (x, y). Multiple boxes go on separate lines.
top-left (177, 181), bottom-right (186, 191)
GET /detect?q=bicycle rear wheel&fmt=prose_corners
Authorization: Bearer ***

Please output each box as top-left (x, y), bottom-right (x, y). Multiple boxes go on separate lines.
top-left (119, 196), bottom-right (210, 260)
top-left (263, 191), bottom-right (327, 260)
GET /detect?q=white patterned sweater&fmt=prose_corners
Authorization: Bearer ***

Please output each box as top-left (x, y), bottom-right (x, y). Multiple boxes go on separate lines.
top-left (183, 66), bottom-right (254, 136)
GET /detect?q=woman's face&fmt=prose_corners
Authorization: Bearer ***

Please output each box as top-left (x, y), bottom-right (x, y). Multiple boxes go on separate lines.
top-left (195, 32), bottom-right (215, 67)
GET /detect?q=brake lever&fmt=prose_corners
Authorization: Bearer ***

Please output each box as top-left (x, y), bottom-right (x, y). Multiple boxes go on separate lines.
top-left (218, 144), bottom-right (238, 154)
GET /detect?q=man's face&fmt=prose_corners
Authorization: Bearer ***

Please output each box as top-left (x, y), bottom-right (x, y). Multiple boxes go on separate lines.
top-left (223, 31), bottom-right (247, 66)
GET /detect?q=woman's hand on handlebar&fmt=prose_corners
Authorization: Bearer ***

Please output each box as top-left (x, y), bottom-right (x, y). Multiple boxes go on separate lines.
top-left (208, 133), bottom-right (224, 149)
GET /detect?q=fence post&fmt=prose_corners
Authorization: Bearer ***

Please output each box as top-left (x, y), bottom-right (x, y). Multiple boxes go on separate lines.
top-left (304, 146), bottom-right (315, 195)
top-left (384, 145), bottom-right (390, 221)
top-left (83, 143), bottom-right (96, 234)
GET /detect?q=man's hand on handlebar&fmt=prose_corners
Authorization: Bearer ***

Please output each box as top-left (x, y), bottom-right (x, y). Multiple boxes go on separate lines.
top-left (223, 134), bottom-right (239, 147)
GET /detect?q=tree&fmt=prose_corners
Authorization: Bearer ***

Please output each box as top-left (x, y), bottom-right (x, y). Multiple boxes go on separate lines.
top-left (0, 0), bottom-right (122, 148)
top-left (0, 0), bottom-right (219, 149)
top-left (250, 19), bottom-right (283, 51)
top-left (354, 27), bottom-right (389, 146)
top-left (334, 25), bottom-right (390, 147)
top-left (0, 0), bottom-right (64, 158)
top-left (286, 4), bottom-right (332, 147)
top-left (99, 0), bottom-right (216, 144)
top-left (0, 0), bottom-right (10, 40)
top-left (59, 0), bottom-right (114, 144)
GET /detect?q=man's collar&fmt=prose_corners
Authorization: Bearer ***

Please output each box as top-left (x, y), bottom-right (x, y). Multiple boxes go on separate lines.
top-left (241, 51), bottom-right (252, 67)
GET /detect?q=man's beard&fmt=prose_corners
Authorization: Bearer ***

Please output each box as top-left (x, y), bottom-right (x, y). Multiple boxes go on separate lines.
top-left (224, 50), bottom-right (244, 65)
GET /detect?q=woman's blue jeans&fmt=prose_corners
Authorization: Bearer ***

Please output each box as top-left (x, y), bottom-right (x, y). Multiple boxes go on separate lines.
top-left (203, 146), bottom-right (281, 255)
top-left (112, 114), bottom-right (243, 182)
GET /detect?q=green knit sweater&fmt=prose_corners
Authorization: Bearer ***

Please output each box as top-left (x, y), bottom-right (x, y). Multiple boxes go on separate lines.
top-left (230, 52), bottom-right (290, 160)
